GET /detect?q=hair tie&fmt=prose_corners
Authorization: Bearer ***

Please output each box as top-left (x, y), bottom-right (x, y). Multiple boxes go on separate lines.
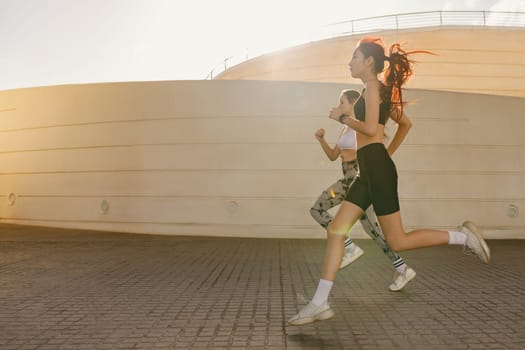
top-left (384, 55), bottom-right (391, 62)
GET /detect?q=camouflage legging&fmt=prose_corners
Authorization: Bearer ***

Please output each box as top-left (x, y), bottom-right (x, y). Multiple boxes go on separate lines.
top-left (310, 160), bottom-right (403, 264)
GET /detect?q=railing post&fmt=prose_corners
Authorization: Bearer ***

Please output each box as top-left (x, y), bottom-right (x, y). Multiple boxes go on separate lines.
top-left (439, 11), bottom-right (443, 25)
top-left (483, 11), bottom-right (486, 25)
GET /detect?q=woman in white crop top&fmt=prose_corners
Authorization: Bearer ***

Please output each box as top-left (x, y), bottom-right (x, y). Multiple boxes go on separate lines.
top-left (309, 89), bottom-right (415, 292)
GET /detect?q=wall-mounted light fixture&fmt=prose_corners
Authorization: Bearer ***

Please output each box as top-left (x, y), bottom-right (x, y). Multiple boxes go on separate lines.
top-left (7, 193), bottom-right (16, 206)
top-left (506, 204), bottom-right (519, 218)
top-left (226, 200), bottom-right (239, 215)
top-left (100, 200), bottom-right (110, 215)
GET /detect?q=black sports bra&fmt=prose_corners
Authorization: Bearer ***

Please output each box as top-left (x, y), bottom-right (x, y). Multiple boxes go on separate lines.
top-left (354, 89), bottom-right (390, 125)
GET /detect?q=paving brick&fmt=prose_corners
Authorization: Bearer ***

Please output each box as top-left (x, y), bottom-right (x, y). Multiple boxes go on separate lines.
top-left (0, 224), bottom-right (523, 349)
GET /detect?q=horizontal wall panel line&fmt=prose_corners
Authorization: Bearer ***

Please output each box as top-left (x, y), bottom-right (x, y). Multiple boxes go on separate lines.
top-left (407, 114), bottom-right (520, 121)
top-left (0, 108), bottom-right (16, 113)
top-left (418, 48), bottom-right (525, 54)
top-left (427, 87), bottom-right (525, 93)
top-left (401, 198), bottom-right (525, 202)
top-left (0, 118), bottom-right (177, 132)
top-left (0, 217), bottom-right (318, 228)
top-left (0, 142), bottom-right (314, 154)
top-left (0, 115), bottom-right (325, 133)
top-left (1, 143), bottom-right (523, 155)
top-left (235, 67), bottom-right (525, 81)
top-left (12, 195), bottom-right (525, 202)
top-left (416, 73), bottom-right (525, 79)
top-left (413, 60), bottom-right (525, 66)
top-left (2, 169), bottom-right (525, 175)
top-left (264, 59), bottom-right (525, 69)
top-left (1, 218), bottom-right (522, 233)
top-left (0, 169), bottom-right (341, 175)
top-left (404, 117), bottom-right (470, 122)
top-left (399, 170), bottom-right (525, 175)
top-left (1, 169), bottom-right (336, 175)
top-left (16, 194), bottom-right (313, 200)
top-left (409, 115), bottom-right (522, 122)
top-left (402, 144), bottom-right (525, 149)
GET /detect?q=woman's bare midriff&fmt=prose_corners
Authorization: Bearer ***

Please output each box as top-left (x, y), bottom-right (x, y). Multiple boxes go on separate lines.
top-left (340, 149), bottom-right (357, 162)
top-left (356, 124), bottom-right (385, 151)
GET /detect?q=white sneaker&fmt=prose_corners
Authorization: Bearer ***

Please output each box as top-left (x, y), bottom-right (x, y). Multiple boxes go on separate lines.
top-left (388, 267), bottom-right (416, 292)
top-left (460, 220), bottom-right (491, 264)
top-left (339, 244), bottom-right (364, 270)
top-left (288, 301), bottom-right (335, 326)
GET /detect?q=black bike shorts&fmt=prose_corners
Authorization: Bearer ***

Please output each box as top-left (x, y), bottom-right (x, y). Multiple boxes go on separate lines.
top-left (344, 142), bottom-right (400, 216)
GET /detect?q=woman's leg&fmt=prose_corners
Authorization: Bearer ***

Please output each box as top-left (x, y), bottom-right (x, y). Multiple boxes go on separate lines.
top-left (359, 206), bottom-right (417, 291)
top-left (359, 205), bottom-right (404, 264)
top-left (377, 212), bottom-right (490, 263)
top-left (288, 201), bottom-right (364, 326)
top-left (377, 212), bottom-right (449, 251)
top-left (310, 165), bottom-right (363, 268)
top-left (322, 201), bottom-right (364, 280)
top-left (309, 177), bottom-right (347, 229)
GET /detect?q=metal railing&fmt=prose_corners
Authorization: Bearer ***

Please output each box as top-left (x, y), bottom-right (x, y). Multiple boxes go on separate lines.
top-left (205, 10), bottom-right (525, 79)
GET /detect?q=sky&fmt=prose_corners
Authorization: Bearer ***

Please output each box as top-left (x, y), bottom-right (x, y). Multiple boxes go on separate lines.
top-left (1, 0), bottom-right (524, 90)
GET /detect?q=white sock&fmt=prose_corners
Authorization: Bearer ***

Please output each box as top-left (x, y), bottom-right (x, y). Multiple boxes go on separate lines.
top-left (392, 258), bottom-right (407, 273)
top-left (448, 230), bottom-right (467, 245)
top-left (311, 279), bottom-right (333, 306)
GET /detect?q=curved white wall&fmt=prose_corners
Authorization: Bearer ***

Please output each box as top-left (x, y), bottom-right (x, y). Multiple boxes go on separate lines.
top-left (216, 26), bottom-right (525, 98)
top-left (0, 80), bottom-right (524, 238)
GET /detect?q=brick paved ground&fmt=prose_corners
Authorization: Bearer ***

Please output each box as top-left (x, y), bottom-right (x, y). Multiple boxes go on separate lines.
top-left (0, 224), bottom-right (524, 350)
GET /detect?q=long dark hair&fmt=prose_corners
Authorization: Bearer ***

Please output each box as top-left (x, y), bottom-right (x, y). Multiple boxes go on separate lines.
top-left (356, 37), bottom-right (432, 121)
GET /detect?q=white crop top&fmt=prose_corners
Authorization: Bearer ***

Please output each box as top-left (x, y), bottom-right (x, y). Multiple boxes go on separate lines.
top-left (336, 127), bottom-right (357, 150)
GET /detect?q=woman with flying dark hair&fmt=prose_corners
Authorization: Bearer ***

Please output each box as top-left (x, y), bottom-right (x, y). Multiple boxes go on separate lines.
top-left (289, 37), bottom-right (490, 326)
